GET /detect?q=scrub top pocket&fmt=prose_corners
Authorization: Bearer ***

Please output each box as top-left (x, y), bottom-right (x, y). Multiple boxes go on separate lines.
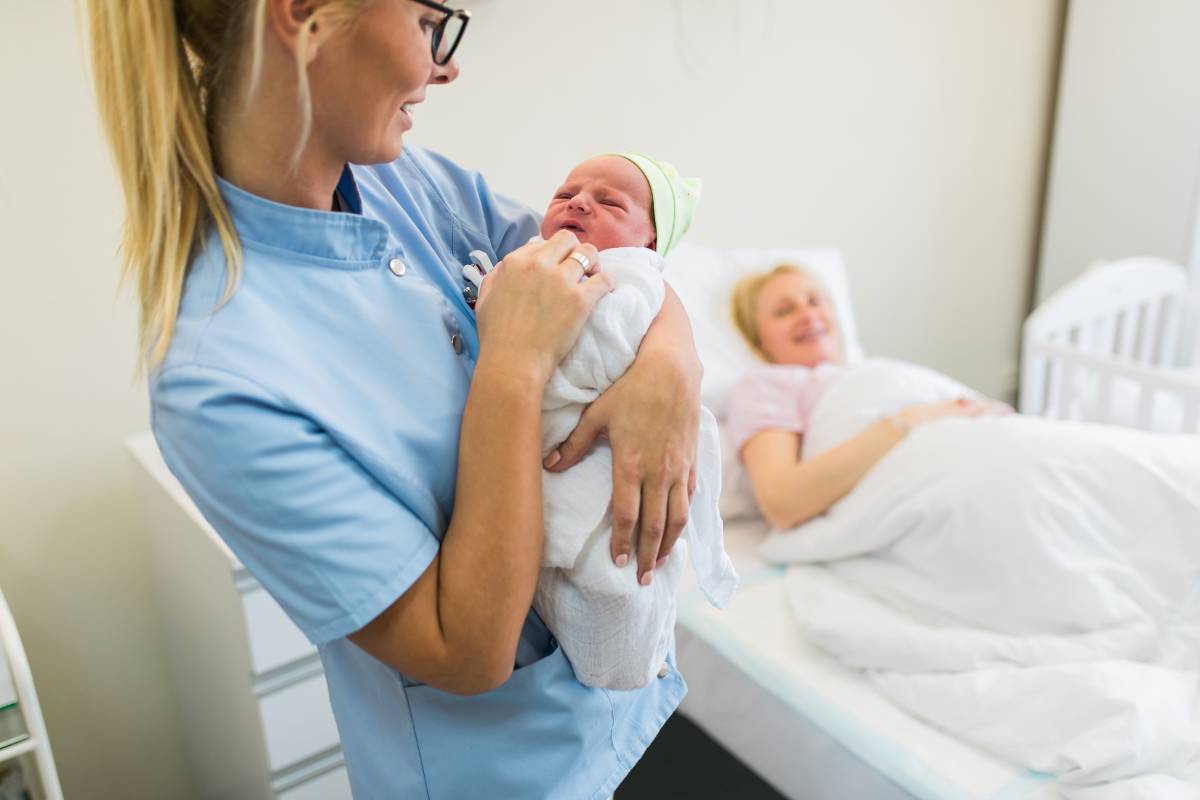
top-left (404, 643), bottom-right (617, 799)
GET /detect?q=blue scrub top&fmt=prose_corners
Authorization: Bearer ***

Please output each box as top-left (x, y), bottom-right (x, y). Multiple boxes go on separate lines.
top-left (150, 146), bottom-right (685, 799)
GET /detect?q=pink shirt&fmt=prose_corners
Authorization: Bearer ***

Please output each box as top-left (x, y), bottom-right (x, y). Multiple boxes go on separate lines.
top-left (726, 362), bottom-right (844, 460)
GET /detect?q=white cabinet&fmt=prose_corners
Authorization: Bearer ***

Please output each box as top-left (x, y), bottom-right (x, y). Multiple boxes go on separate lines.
top-left (242, 589), bottom-right (317, 675)
top-left (278, 764), bottom-right (352, 800)
top-left (259, 674), bottom-right (342, 774)
top-left (125, 434), bottom-right (350, 800)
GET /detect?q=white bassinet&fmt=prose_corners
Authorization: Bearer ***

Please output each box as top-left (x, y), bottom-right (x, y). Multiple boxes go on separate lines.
top-left (1020, 256), bottom-right (1200, 434)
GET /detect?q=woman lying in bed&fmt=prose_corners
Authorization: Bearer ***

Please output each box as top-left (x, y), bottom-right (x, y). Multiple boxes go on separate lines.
top-left (727, 264), bottom-right (1011, 529)
top-left (725, 264), bottom-right (1200, 795)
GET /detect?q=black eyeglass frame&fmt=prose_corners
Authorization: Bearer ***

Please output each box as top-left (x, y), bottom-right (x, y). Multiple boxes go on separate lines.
top-left (409, 0), bottom-right (471, 66)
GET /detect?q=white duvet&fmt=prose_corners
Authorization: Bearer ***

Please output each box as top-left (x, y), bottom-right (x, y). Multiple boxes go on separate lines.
top-left (760, 359), bottom-right (1200, 798)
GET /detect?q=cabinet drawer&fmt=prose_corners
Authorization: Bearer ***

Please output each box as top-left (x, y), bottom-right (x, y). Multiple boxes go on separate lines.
top-left (278, 765), bottom-right (352, 800)
top-left (259, 674), bottom-right (340, 773)
top-left (242, 588), bottom-right (316, 675)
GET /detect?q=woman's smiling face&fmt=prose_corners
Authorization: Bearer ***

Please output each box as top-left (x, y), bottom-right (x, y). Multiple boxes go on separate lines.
top-left (754, 271), bottom-right (842, 366)
top-left (540, 156), bottom-right (657, 251)
top-left (307, 0), bottom-right (460, 166)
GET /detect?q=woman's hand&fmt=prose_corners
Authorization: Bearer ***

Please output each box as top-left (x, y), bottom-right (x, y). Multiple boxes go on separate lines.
top-left (894, 397), bottom-right (1014, 430)
top-left (544, 288), bottom-right (703, 586)
top-left (475, 231), bottom-right (613, 381)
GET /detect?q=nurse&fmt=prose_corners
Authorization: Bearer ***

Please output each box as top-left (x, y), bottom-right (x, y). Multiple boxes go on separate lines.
top-left (85, 0), bottom-right (700, 796)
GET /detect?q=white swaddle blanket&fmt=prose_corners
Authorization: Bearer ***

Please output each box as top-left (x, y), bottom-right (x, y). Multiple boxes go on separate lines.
top-left (536, 246), bottom-right (738, 690)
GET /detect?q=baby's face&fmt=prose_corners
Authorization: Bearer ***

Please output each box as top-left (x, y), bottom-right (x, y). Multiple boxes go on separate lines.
top-left (540, 156), bottom-right (656, 251)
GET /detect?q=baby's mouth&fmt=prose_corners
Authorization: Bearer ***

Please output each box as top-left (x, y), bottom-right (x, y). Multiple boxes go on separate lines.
top-left (559, 221), bottom-right (587, 235)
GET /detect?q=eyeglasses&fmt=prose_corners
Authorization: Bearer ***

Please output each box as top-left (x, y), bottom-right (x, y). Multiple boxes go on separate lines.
top-left (410, 0), bottom-right (471, 66)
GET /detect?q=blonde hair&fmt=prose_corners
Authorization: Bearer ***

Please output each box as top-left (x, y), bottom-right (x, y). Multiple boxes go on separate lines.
top-left (730, 263), bottom-right (827, 360)
top-left (85, 0), bottom-right (367, 369)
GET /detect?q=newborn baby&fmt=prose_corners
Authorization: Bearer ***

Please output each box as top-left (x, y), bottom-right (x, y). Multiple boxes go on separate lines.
top-left (527, 153), bottom-right (736, 689)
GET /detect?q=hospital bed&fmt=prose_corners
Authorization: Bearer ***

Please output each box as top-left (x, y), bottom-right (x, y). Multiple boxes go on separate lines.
top-left (662, 243), bottom-right (1067, 800)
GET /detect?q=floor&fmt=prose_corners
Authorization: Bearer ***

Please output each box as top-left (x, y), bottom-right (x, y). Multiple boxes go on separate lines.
top-left (618, 714), bottom-right (787, 799)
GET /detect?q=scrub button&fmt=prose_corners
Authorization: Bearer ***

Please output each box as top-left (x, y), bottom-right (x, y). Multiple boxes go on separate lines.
top-left (388, 258), bottom-right (407, 277)
top-left (451, 334), bottom-right (464, 354)
top-left (657, 663), bottom-right (669, 679)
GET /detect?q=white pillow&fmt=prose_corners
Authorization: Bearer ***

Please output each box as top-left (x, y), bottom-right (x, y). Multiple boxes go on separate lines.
top-left (662, 242), bottom-right (865, 420)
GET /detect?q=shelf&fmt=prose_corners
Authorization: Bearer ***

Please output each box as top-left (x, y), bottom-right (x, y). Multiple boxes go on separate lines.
top-left (0, 705), bottom-right (25, 752)
top-left (0, 703), bottom-right (30, 767)
top-left (0, 736), bottom-right (35, 767)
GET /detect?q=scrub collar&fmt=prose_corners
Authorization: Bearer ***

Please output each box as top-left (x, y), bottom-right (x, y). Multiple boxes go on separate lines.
top-left (216, 166), bottom-right (391, 266)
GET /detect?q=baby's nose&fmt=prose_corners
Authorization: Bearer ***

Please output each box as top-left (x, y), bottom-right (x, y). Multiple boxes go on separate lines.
top-left (568, 193), bottom-right (592, 212)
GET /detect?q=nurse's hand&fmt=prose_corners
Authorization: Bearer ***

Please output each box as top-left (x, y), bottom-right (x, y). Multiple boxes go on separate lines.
top-left (544, 287), bottom-right (703, 586)
top-left (475, 231), bottom-right (612, 380)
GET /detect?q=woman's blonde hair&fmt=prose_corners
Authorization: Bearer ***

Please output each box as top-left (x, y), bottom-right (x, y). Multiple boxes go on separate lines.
top-left (730, 263), bottom-right (827, 360)
top-left (85, 0), bottom-right (366, 369)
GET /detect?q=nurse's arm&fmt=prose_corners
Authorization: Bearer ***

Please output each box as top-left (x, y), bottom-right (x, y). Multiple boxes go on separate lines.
top-left (348, 359), bottom-right (547, 696)
top-left (544, 284), bottom-right (703, 583)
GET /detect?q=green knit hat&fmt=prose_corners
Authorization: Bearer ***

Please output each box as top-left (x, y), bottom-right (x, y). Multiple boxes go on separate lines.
top-left (610, 152), bottom-right (702, 257)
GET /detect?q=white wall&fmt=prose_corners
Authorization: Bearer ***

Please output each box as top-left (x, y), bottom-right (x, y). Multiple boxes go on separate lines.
top-left (413, 0), bottom-right (1064, 398)
top-left (0, 1), bottom-right (1059, 796)
top-left (1037, 0), bottom-right (1200, 301)
top-left (0, 3), bottom-right (191, 799)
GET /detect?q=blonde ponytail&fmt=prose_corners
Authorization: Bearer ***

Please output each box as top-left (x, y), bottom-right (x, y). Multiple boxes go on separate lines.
top-left (86, 0), bottom-right (248, 369)
top-left (86, 0), bottom-right (372, 369)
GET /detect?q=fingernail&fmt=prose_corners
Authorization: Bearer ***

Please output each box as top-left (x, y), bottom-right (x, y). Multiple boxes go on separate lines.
top-left (615, 553), bottom-right (628, 567)
top-left (542, 451), bottom-right (561, 469)
top-left (656, 555), bottom-right (668, 568)
top-left (640, 570), bottom-right (654, 587)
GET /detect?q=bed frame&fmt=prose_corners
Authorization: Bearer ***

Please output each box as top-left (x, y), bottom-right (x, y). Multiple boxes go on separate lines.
top-left (1020, 256), bottom-right (1200, 434)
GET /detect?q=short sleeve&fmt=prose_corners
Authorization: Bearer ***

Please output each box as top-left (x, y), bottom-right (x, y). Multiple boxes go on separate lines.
top-left (725, 368), bottom-right (810, 460)
top-left (151, 365), bottom-right (440, 645)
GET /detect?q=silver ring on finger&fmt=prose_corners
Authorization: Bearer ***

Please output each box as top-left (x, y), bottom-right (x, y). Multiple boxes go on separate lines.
top-left (567, 251), bottom-right (591, 272)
